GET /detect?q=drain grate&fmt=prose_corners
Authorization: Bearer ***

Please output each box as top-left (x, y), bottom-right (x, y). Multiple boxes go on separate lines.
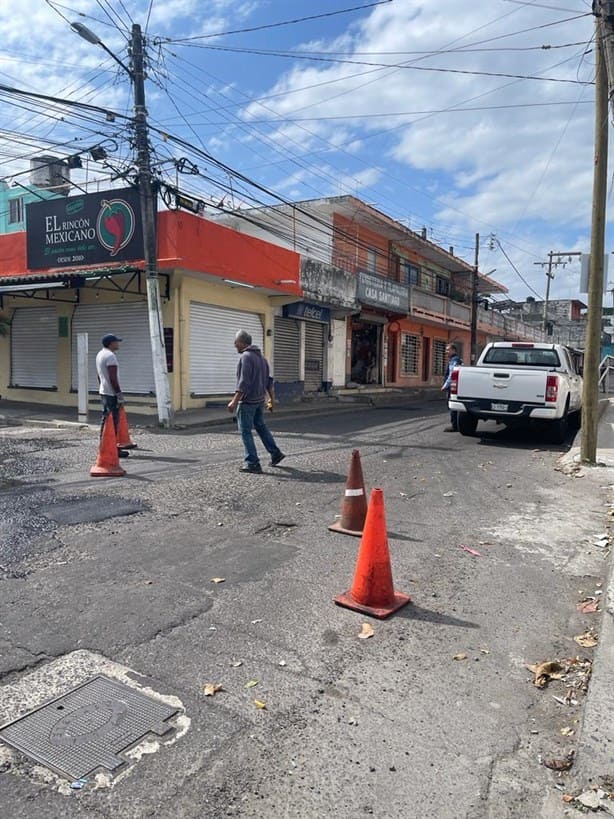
top-left (0, 675), bottom-right (179, 780)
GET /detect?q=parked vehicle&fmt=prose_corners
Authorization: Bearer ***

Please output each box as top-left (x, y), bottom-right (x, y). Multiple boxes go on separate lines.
top-left (448, 342), bottom-right (583, 443)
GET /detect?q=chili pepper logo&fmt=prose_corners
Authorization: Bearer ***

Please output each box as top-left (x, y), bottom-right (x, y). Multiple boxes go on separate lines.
top-left (96, 198), bottom-right (136, 257)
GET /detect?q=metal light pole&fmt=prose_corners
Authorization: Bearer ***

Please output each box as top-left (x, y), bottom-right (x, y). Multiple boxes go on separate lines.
top-left (72, 22), bottom-right (172, 427)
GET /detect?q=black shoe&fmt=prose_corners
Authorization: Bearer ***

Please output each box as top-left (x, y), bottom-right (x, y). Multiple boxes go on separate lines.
top-left (240, 463), bottom-right (263, 473)
top-left (118, 449), bottom-right (130, 458)
top-left (270, 452), bottom-right (286, 467)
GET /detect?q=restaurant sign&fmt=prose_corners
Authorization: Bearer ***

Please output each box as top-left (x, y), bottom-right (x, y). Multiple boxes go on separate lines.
top-left (357, 270), bottom-right (409, 313)
top-left (26, 187), bottom-right (145, 270)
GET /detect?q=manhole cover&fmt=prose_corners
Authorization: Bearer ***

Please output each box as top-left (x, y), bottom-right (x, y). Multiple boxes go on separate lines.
top-left (0, 675), bottom-right (179, 780)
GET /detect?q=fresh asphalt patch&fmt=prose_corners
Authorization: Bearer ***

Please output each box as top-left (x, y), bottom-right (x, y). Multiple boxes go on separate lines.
top-left (39, 496), bottom-right (148, 525)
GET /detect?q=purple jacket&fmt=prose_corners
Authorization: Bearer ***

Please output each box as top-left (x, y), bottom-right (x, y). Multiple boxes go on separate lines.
top-left (236, 345), bottom-right (273, 404)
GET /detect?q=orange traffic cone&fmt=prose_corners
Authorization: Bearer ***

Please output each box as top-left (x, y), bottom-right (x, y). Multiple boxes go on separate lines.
top-left (116, 406), bottom-right (137, 449)
top-left (334, 488), bottom-right (411, 619)
top-left (90, 415), bottom-right (126, 477)
top-left (328, 449), bottom-right (368, 536)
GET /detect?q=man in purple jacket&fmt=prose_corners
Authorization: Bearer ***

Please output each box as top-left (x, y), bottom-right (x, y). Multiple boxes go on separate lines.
top-left (227, 330), bottom-right (285, 473)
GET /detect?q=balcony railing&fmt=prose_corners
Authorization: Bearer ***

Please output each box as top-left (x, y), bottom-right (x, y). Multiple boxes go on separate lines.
top-left (409, 286), bottom-right (545, 341)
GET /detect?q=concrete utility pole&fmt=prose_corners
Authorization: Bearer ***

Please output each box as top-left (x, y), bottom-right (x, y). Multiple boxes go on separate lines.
top-left (72, 21), bottom-right (173, 427)
top-left (470, 233), bottom-right (480, 365)
top-left (581, 8), bottom-right (608, 463)
top-left (131, 24), bottom-right (173, 427)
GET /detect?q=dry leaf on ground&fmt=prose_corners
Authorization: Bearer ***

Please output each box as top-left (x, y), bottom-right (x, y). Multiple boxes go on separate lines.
top-left (574, 631), bottom-right (598, 648)
top-left (526, 660), bottom-right (565, 688)
top-left (560, 726), bottom-right (575, 736)
top-left (459, 545), bottom-right (482, 557)
top-left (203, 683), bottom-right (223, 697)
top-left (245, 680), bottom-right (259, 688)
top-left (254, 699), bottom-right (267, 709)
top-left (358, 623), bottom-right (375, 640)
top-left (210, 577), bottom-right (225, 584)
top-left (453, 653), bottom-right (468, 661)
top-left (577, 598), bottom-right (599, 614)
top-left (542, 751), bottom-right (574, 771)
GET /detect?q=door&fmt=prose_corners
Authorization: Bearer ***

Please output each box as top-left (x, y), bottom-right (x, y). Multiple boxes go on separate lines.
top-left (273, 316), bottom-right (300, 382)
top-left (304, 321), bottom-right (325, 392)
top-left (189, 302), bottom-right (264, 395)
top-left (11, 307), bottom-right (57, 388)
top-left (71, 302), bottom-right (154, 394)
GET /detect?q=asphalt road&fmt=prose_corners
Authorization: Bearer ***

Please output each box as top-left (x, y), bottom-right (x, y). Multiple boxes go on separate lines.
top-left (0, 404), bottom-right (609, 818)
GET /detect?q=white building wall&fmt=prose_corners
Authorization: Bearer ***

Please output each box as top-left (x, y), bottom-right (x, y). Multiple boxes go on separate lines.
top-left (214, 205), bottom-right (334, 265)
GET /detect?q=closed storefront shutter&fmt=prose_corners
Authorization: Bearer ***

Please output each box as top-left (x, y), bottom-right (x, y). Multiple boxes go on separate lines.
top-left (71, 302), bottom-right (154, 394)
top-left (189, 302), bottom-right (264, 395)
top-left (11, 307), bottom-right (57, 388)
top-left (304, 321), bottom-right (325, 392)
top-left (273, 316), bottom-right (300, 381)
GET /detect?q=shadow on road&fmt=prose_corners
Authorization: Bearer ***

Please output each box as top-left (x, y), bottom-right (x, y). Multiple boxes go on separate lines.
top-left (397, 603), bottom-right (480, 630)
top-left (472, 423), bottom-right (575, 453)
top-left (269, 466), bottom-right (346, 484)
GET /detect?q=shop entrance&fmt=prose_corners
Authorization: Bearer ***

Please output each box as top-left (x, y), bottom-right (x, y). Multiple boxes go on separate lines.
top-left (350, 320), bottom-right (381, 385)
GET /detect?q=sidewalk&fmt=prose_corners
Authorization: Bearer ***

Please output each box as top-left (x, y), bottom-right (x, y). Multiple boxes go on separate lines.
top-left (0, 387), bottom-right (439, 431)
top-left (556, 398), bottom-right (614, 813)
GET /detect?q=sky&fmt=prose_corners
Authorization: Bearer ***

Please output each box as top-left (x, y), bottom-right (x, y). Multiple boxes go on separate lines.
top-left (0, 0), bottom-right (603, 304)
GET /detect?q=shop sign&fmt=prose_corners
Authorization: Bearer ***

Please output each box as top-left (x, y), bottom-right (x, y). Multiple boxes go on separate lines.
top-left (26, 187), bottom-right (145, 270)
top-left (283, 301), bottom-right (330, 323)
top-left (357, 271), bottom-right (409, 313)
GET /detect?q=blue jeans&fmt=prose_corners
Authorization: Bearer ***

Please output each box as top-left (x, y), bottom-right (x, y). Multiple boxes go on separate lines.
top-left (101, 394), bottom-right (119, 438)
top-left (236, 401), bottom-right (281, 466)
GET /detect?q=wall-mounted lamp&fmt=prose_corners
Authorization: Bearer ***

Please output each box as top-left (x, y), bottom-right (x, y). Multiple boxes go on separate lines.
top-left (223, 279), bottom-right (255, 289)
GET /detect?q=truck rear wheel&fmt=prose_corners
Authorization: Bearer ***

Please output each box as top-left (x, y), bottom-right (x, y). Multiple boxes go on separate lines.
top-left (458, 413), bottom-right (478, 436)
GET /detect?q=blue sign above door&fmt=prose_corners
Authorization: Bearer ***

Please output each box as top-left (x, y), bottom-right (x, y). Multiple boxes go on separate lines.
top-left (283, 302), bottom-right (330, 323)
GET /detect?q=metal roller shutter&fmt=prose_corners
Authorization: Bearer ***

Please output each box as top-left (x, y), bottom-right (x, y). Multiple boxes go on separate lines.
top-left (273, 317), bottom-right (300, 382)
top-left (11, 307), bottom-right (57, 388)
top-left (71, 303), bottom-right (154, 394)
top-left (304, 321), bottom-right (325, 392)
top-left (190, 302), bottom-right (264, 395)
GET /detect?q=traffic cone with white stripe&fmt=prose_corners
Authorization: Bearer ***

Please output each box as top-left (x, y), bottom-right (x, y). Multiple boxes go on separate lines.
top-left (328, 449), bottom-right (368, 537)
top-left (90, 414), bottom-right (126, 478)
top-left (116, 406), bottom-right (137, 450)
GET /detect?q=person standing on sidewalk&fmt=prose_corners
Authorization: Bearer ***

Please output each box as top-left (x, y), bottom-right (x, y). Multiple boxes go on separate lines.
top-left (227, 330), bottom-right (285, 474)
top-left (96, 333), bottom-right (129, 458)
top-left (441, 343), bottom-right (462, 432)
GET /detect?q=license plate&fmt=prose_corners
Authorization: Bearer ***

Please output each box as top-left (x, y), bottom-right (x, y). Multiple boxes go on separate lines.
top-left (491, 402), bottom-right (508, 411)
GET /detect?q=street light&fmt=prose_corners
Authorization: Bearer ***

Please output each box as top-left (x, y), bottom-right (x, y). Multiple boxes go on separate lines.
top-left (71, 21), bottom-right (173, 428)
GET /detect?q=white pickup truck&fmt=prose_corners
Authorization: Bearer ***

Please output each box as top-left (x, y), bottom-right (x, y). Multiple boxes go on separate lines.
top-left (448, 342), bottom-right (583, 442)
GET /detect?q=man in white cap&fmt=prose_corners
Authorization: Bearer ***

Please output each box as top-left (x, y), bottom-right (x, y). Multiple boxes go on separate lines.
top-left (96, 333), bottom-right (129, 458)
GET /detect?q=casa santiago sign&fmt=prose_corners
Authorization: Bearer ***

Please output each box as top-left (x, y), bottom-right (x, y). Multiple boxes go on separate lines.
top-left (357, 270), bottom-right (409, 313)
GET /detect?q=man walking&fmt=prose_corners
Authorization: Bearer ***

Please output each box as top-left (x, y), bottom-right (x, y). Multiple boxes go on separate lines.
top-left (441, 343), bottom-right (462, 432)
top-left (227, 330), bottom-right (285, 473)
top-left (96, 333), bottom-right (129, 458)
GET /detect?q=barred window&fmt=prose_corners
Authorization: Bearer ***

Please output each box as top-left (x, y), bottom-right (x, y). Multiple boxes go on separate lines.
top-left (436, 276), bottom-right (450, 296)
top-left (433, 339), bottom-right (447, 376)
top-left (399, 261), bottom-right (420, 286)
top-left (400, 333), bottom-right (419, 375)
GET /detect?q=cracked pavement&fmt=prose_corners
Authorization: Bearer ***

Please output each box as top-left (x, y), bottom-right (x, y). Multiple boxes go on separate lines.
top-left (0, 405), bottom-right (610, 818)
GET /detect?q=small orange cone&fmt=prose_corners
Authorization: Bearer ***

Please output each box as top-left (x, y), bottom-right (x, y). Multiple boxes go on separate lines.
top-left (328, 449), bottom-right (368, 536)
top-left (116, 405), bottom-right (137, 449)
top-left (334, 488), bottom-right (411, 619)
top-left (90, 415), bottom-right (126, 478)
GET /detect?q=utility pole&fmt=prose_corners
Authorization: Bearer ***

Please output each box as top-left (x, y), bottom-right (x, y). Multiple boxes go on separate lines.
top-left (470, 233), bottom-right (480, 365)
top-left (533, 251), bottom-right (583, 333)
top-left (581, 8), bottom-right (608, 463)
top-left (131, 24), bottom-right (173, 427)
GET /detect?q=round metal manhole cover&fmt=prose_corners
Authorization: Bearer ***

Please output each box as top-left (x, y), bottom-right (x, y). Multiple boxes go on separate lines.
top-left (49, 699), bottom-right (128, 748)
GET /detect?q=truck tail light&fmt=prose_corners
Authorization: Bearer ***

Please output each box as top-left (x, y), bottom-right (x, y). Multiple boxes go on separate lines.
top-left (545, 374), bottom-right (558, 402)
top-left (450, 368), bottom-right (459, 396)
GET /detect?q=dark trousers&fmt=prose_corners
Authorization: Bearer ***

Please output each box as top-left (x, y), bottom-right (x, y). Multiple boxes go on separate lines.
top-left (100, 394), bottom-right (119, 438)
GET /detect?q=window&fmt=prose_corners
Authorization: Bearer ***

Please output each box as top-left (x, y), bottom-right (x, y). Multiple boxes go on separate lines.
top-left (399, 261), bottom-right (420, 286)
top-left (433, 339), bottom-right (447, 376)
top-left (367, 249), bottom-right (378, 273)
top-left (9, 197), bottom-right (24, 225)
top-left (400, 333), bottom-right (419, 375)
top-left (436, 276), bottom-right (450, 296)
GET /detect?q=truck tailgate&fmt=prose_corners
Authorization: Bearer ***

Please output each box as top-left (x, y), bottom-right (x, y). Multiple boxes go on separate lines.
top-left (457, 368), bottom-right (546, 404)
